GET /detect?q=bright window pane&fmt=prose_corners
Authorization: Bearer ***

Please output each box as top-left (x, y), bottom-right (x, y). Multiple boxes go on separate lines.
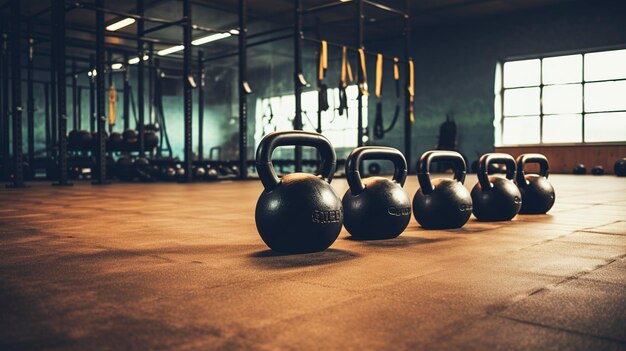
top-left (503, 59), bottom-right (540, 88)
top-left (503, 87), bottom-right (540, 116)
top-left (543, 84), bottom-right (582, 114)
top-left (542, 54), bottom-right (582, 84)
top-left (502, 116), bottom-right (540, 145)
top-left (584, 49), bottom-right (626, 81)
top-left (254, 86), bottom-right (366, 150)
top-left (542, 114), bottom-right (582, 143)
top-left (585, 112), bottom-right (626, 142)
top-left (584, 81), bottom-right (626, 112)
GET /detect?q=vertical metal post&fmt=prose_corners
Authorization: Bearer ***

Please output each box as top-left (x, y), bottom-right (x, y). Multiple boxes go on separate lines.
top-left (539, 58), bottom-right (544, 143)
top-left (293, 0), bottom-right (304, 172)
top-left (403, 0), bottom-right (412, 173)
top-left (148, 43), bottom-right (154, 125)
top-left (137, 0), bottom-right (145, 153)
top-left (49, 1), bottom-right (57, 149)
top-left (54, 0), bottom-right (71, 186)
top-left (198, 50), bottom-right (204, 160)
top-left (107, 52), bottom-right (113, 133)
top-left (183, 0), bottom-right (193, 182)
top-left (77, 88), bottom-right (82, 130)
top-left (93, 0), bottom-right (107, 184)
top-left (7, 0), bottom-right (25, 187)
top-left (238, 0), bottom-right (248, 179)
top-left (356, 0), bottom-right (364, 148)
top-left (0, 25), bottom-right (7, 180)
top-left (315, 17), bottom-right (322, 134)
top-left (27, 27), bottom-right (35, 169)
top-left (123, 54), bottom-right (130, 131)
top-left (44, 83), bottom-right (51, 157)
top-left (89, 55), bottom-right (96, 132)
top-left (72, 60), bottom-right (78, 130)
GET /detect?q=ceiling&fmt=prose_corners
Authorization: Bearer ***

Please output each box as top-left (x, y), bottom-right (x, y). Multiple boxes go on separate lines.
top-left (8, 0), bottom-right (580, 72)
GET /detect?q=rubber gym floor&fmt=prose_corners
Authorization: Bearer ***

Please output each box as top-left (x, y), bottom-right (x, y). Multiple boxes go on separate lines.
top-left (1, 174), bottom-right (625, 350)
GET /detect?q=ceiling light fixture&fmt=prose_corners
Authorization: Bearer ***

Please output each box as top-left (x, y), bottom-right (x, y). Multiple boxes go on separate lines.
top-left (191, 32), bottom-right (231, 46)
top-left (128, 55), bottom-right (149, 65)
top-left (157, 45), bottom-right (185, 56)
top-left (106, 18), bottom-right (136, 32)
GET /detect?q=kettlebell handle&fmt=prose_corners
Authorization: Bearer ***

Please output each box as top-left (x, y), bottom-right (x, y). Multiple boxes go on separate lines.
top-left (478, 153), bottom-right (516, 189)
top-left (417, 150), bottom-right (467, 195)
top-left (256, 131), bottom-right (337, 191)
top-left (345, 146), bottom-right (408, 195)
top-left (516, 153), bottom-right (550, 187)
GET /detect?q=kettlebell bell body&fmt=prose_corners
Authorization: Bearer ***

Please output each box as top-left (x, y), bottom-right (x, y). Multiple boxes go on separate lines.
top-left (255, 131), bottom-right (342, 253)
top-left (413, 151), bottom-right (472, 229)
top-left (515, 153), bottom-right (555, 214)
top-left (471, 153), bottom-right (522, 221)
top-left (342, 147), bottom-right (411, 239)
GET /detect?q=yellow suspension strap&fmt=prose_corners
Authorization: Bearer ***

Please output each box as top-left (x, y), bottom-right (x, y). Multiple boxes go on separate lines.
top-left (357, 47), bottom-right (368, 96)
top-left (408, 59), bottom-right (415, 123)
top-left (338, 46), bottom-right (353, 116)
top-left (108, 83), bottom-right (117, 129)
top-left (318, 40), bottom-right (330, 112)
top-left (373, 53), bottom-right (384, 139)
top-left (375, 53), bottom-right (383, 99)
top-left (318, 40), bottom-right (328, 81)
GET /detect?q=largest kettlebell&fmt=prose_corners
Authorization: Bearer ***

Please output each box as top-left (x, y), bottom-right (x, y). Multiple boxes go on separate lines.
top-left (516, 153), bottom-right (555, 214)
top-left (255, 131), bottom-right (343, 253)
top-left (342, 146), bottom-right (411, 239)
top-left (413, 151), bottom-right (472, 229)
top-left (471, 153), bottom-right (522, 221)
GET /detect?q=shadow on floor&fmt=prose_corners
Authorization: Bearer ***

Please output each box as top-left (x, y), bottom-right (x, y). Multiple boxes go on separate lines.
top-left (248, 248), bottom-right (359, 269)
top-left (343, 235), bottom-right (455, 248)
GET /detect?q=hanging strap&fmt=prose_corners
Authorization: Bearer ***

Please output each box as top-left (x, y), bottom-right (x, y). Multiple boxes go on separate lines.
top-left (408, 59), bottom-right (415, 123)
top-left (375, 53), bottom-right (383, 99)
top-left (340, 46), bottom-right (353, 88)
top-left (358, 48), bottom-right (368, 96)
top-left (108, 83), bottom-right (117, 127)
top-left (318, 40), bottom-right (328, 81)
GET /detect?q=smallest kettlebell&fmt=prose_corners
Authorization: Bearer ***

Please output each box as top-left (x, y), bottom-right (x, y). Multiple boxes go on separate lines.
top-left (471, 153), bottom-right (522, 222)
top-left (413, 151), bottom-right (472, 229)
top-left (343, 147), bottom-right (411, 239)
top-left (515, 153), bottom-right (555, 214)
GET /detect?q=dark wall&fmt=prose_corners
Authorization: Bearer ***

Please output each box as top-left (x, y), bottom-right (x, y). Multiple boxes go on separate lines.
top-left (375, 0), bottom-right (626, 167)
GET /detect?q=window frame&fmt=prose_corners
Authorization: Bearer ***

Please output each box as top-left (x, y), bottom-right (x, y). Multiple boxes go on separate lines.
top-left (496, 45), bottom-right (626, 147)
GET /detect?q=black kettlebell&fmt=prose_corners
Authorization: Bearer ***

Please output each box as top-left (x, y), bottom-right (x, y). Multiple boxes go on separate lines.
top-left (515, 153), bottom-right (555, 214)
top-left (615, 158), bottom-right (626, 177)
top-left (471, 153), bottom-right (522, 221)
top-left (591, 165), bottom-right (604, 175)
top-left (342, 147), bottom-right (411, 239)
top-left (255, 131), bottom-right (342, 253)
top-left (573, 164), bottom-right (586, 175)
top-left (413, 150), bottom-right (472, 229)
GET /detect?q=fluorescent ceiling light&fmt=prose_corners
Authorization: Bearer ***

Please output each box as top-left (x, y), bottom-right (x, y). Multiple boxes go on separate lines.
top-left (111, 63), bottom-right (123, 70)
top-left (192, 32), bottom-right (231, 46)
top-left (157, 45), bottom-right (185, 56)
top-left (106, 18), bottom-right (136, 32)
top-left (229, 29), bottom-right (239, 35)
top-left (128, 55), bottom-right (149, 65)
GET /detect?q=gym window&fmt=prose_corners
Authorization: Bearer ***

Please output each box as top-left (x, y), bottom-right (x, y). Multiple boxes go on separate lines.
top-left (495, 48), bottom-right (626, 146)
top-left (254, 85), bottom-right (368, 151)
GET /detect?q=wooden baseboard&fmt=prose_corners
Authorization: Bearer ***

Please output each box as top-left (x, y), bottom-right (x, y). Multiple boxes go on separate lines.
top-left (495, 145), bottom-right (626, 174)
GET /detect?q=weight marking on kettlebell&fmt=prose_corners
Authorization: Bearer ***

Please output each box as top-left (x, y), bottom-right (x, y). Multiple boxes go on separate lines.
top-left (388, 207), bottom-right (411, 216)
top-left (514, 196), bottom-right (522, 204)
top-left (311, 209), bottom-right (342, 224)
top-left (458, 203), bottom-right (473, 212)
